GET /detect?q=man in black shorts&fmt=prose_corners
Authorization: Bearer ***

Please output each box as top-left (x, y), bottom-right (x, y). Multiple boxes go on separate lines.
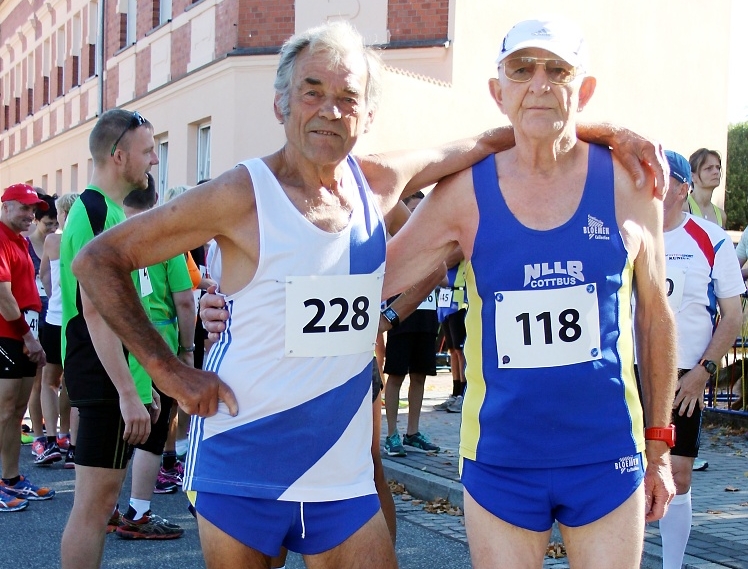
top-left (0, 184), bottom-right (54, 511)
top-left (59, 109), bottom-right (161, 568)
top-left (383, 192), bottom-right (441, 456)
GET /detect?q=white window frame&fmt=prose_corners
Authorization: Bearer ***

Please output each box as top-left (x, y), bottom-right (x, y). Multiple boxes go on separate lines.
top-left (126, 0), bottom-right (137, 46)
top-left (157, 139), bottom-right (169, 204)
top-left (160, 0), bottom-right (172, 25)
top-left (197, 124), bottom-right (211, 182)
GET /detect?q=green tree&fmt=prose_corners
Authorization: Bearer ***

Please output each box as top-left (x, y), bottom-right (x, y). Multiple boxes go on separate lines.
top-left (726, 121), bottom-right (748, 231)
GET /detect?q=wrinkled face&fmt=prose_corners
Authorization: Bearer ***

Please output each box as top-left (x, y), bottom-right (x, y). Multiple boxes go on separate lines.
top-left (276, 47), bottom-right (372, 167)
top-left (694, 154), bottom-right (721, 190)
top-left (663, 176), bottom-right (688, 221)
top-left (2, 201), bottom-right (38, 234)
top-left (121, 127), bottom-right (158, 190)
top-left (35, 215), bottom-right (58, 236)
top-left (489, 47), bottom-right (595, 138)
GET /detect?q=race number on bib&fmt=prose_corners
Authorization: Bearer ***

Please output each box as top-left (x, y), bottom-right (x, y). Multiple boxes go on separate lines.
top-left (285, 273), bottom-right (382, 357)
top-left (417, 289), bottom-right (437, 311)
top-left (665, 267), bottom-right (686, 312)
top-left (494, 284), bottom-right (601, 369)
top-left (138, 267), bottom-right (153, 297)
top-left (24, 310), bottom-right (39, 340)
top-left (437, 288), bottom-right (453, 308)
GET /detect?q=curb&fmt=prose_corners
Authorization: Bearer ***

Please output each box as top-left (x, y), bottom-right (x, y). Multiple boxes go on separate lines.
top-left (382, 458), bottom-right (464, 509)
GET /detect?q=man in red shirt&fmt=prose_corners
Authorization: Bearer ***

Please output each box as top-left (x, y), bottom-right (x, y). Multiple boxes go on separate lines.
top-left (0, 183), bottom-right (55, 512)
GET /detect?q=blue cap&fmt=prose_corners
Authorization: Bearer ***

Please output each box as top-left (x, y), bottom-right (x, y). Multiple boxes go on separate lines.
top-left (665, 150), bottom-right (692, 186)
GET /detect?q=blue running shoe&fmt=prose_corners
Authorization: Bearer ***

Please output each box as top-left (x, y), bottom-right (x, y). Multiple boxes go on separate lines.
top-left (384, 433), bottom-right (407, 457)
top-left (0, 475), bottom-right (55, 501)
top-left (0, 489), bottom-right (28, 512)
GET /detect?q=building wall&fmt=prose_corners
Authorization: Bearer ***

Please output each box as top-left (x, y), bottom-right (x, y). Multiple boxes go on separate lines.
top-left (0, 0), bottom-right (734, 208)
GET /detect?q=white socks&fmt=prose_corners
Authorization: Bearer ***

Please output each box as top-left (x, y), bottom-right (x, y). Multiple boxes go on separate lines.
top-left (660, 490), bottom-right (692, 569)
top-left (129, 498), bottom-right (151, 521)
top-left (175, 438), bottom-right (189, 457)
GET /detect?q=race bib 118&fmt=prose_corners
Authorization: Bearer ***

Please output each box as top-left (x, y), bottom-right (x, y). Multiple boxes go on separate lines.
top-left (494, 284), bottom-right (601, 369)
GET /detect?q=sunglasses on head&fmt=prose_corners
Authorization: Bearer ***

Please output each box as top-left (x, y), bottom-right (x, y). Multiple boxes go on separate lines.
top-left (110, 111), bottom-right (148, 156)
top-left (500, 57), bottom-right (580, 85)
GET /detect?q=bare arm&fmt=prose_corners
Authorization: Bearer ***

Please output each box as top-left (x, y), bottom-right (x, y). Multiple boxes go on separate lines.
top-left (379, 263), bottom-right (448, 333)
top-left (384, 169), bottom-right (475, 299)
top-left (40, 235), bottom-right (58, 297)
top-left (172, 288), bottom-right (197, 367)
top-left (618, 162), bottom-right (676, 522)
top-left (578, 123), bottom-right (668, 197)
top-left (673, 295), bottom-right (742, 418)
top-left (72, 170), bottom-right (247, 417)
top-left (80, 288), bottom-right (151, 444)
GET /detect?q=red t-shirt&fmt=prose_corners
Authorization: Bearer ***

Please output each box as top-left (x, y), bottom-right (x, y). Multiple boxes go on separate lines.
top-left (0, 221), bottom-right (41, 339)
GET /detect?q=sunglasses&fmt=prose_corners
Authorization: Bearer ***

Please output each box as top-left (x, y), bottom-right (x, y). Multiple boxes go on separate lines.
top-left (110, 111), bottom-right (148, 156)
top-left (500, 57), bottom-right (580, 85)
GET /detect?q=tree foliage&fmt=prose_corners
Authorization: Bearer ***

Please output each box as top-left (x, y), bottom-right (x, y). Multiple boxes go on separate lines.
top-left (726, 121), bottom-right (748, 231)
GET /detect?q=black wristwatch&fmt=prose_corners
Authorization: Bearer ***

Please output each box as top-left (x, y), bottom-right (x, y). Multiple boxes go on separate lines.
top-left (698, 358), bottom-right (717, 375)
top-left (381, 306), bottom-right (400, 329)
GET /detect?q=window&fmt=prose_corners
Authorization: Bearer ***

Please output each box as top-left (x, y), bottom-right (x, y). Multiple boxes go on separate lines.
top-left (197, 124), bottom-right (211, 182)
top-left (160, 0), bottom-right (172, 25)
top-left (57, 30), bottom-right (65, 97)
top-left (72, 14), bottom-right (82, 87)
top-left (157, 140), bottom-right (169, 202)
top-left (43, 40), bottom-right (51, 105)
top-left (126, 0), bottom-right (137, 45)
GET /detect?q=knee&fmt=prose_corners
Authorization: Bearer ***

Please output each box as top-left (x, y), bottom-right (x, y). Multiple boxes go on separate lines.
top-left (672, 470), bottom-right (692, 494)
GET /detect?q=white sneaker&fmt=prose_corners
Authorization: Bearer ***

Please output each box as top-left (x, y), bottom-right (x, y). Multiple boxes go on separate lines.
top-left (446, 395), bottom-right (463, 413)
top-left (433, 395), bottom-right (457, 411)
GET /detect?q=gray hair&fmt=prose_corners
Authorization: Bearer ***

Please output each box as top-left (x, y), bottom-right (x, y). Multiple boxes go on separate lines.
top-left (274, 21), bottom-right (383, 120)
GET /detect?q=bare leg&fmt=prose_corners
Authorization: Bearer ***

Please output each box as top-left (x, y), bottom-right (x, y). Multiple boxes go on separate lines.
top-left (406, 373), bottom-right (426, 435)
top-left (372, 395), bottom-right (396, 543)
top-left (61, 465), bottom-right (128, 569)
top-left (29, 369), bottom-right (44, 439)
top-left (60, 374), bottom-right (71, 434)
top-left (40, 363), bottom-right (63, 441)
top-left (465, 488), bottom-right (550, 569)
top-left (384, 374), bottom-right (405, 436)
top-left (198, 513), bottom-right (272, 569)
top-left (0, 376), bottom-right (34, 478)
top-left (560, 486), bottom-right (645, 569)
top-left (271, 549), bottom-right (288, 569)
top-left (304, 510), bottom-right (397, 569)
top-left (130, 449), bottom-right (162, 501)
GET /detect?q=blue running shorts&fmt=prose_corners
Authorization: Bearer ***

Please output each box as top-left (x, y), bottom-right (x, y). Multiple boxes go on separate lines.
top-left (195, 492), bottom-right (380, 556)
top-left (461, 453), bottom-right (644, 532)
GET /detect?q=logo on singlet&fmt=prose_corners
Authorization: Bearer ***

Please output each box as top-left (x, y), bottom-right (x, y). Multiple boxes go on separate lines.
top-left (523, 261), bottom-right (584, 288)
top-left (583, 215), bottom-right (610, 240)
top-left (614, 454), bottom-right (640, 474)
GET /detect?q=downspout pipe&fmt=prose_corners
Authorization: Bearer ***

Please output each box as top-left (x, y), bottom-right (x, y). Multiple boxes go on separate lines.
top-left (97, 0), bottom-right (105, 115)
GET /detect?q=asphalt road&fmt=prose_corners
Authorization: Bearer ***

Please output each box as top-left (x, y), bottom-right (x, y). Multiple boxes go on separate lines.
top-left (6, 446), bottom-right (471, 569)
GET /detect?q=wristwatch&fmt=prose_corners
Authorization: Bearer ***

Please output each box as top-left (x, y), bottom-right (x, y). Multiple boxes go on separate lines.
top-left (644, 425), bottom-right (676, 448)
top-left (381, 306), bottom-right (400, 329)
top-left (698, 358), bottom-right (717, 375)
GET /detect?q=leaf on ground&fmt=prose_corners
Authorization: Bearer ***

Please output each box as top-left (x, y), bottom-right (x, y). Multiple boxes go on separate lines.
top-left (442, 461), bottom-right (453, 466)
top-left (388, 480), bottom-right (407, 495)
top-left (740, 502), bottom-right (748, 507)
top-left (426, 451), bottom-right (438, 457)
top-left (422, 497), bottom-right (463, 516)
top-left (725, 486), bottom-right (740, 492)
top-left (707, 509), bottom-right (723, 514)
top-left (546, 542), bottom-right (567, 559)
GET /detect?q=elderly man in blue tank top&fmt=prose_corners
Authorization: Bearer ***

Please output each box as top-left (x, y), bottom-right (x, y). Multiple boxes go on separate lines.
top-left (384, 18), bottom-right (677, 569)
top-left (72, 19), bottom-right (670, 569)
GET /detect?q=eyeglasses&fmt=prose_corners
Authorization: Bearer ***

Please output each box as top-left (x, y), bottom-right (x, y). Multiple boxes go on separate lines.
top-left (110, 111), bottom-right (147, 156)
top-left (500, 57), bottom-right (580, 85)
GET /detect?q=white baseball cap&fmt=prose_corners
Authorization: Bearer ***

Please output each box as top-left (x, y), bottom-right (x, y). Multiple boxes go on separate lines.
top-left (496, 18), bottom-right (589, 71)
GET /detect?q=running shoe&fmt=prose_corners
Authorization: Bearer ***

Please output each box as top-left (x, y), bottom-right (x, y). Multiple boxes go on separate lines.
top-left (21, 432), bottom-right (34, 445)
top-left (0, 489), bottom-right (28, 512)
top-left (159, 461), bottom-right (184, 486)
top-left (56, 434), bottom-right (71, 450)
top-left (446, 395), bottom-right (463, 413)
top-left (384, 433), bottom-right (407, 457)
top-left (403, 431), bottom-right (440, 452)
top-left (107, 506), bottom-right (123, 533)
top-left (115, 510), bottom-right (184, 540)
top-left (31, 438), bottom-right (45, 459)
top-left (433, 395), bottom-right (457, 411)
top-left (34, 442), bottom-right (62, 466)
top-left (153, 479), bottom-right (177, 495)
top-left (64, 448), bottom-right (75, 469)
top-left (693, 458), bottom-right (709, 471)
top-left (0, 475), bottom-right (55, 500)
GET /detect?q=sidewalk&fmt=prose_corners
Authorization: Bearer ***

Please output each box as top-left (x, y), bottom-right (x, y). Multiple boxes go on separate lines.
top-left (381, 372), bottom-right (748, 569)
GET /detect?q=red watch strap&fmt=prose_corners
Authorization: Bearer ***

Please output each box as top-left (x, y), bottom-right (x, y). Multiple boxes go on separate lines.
top-left (644, 425), bottom-right (676, 448)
